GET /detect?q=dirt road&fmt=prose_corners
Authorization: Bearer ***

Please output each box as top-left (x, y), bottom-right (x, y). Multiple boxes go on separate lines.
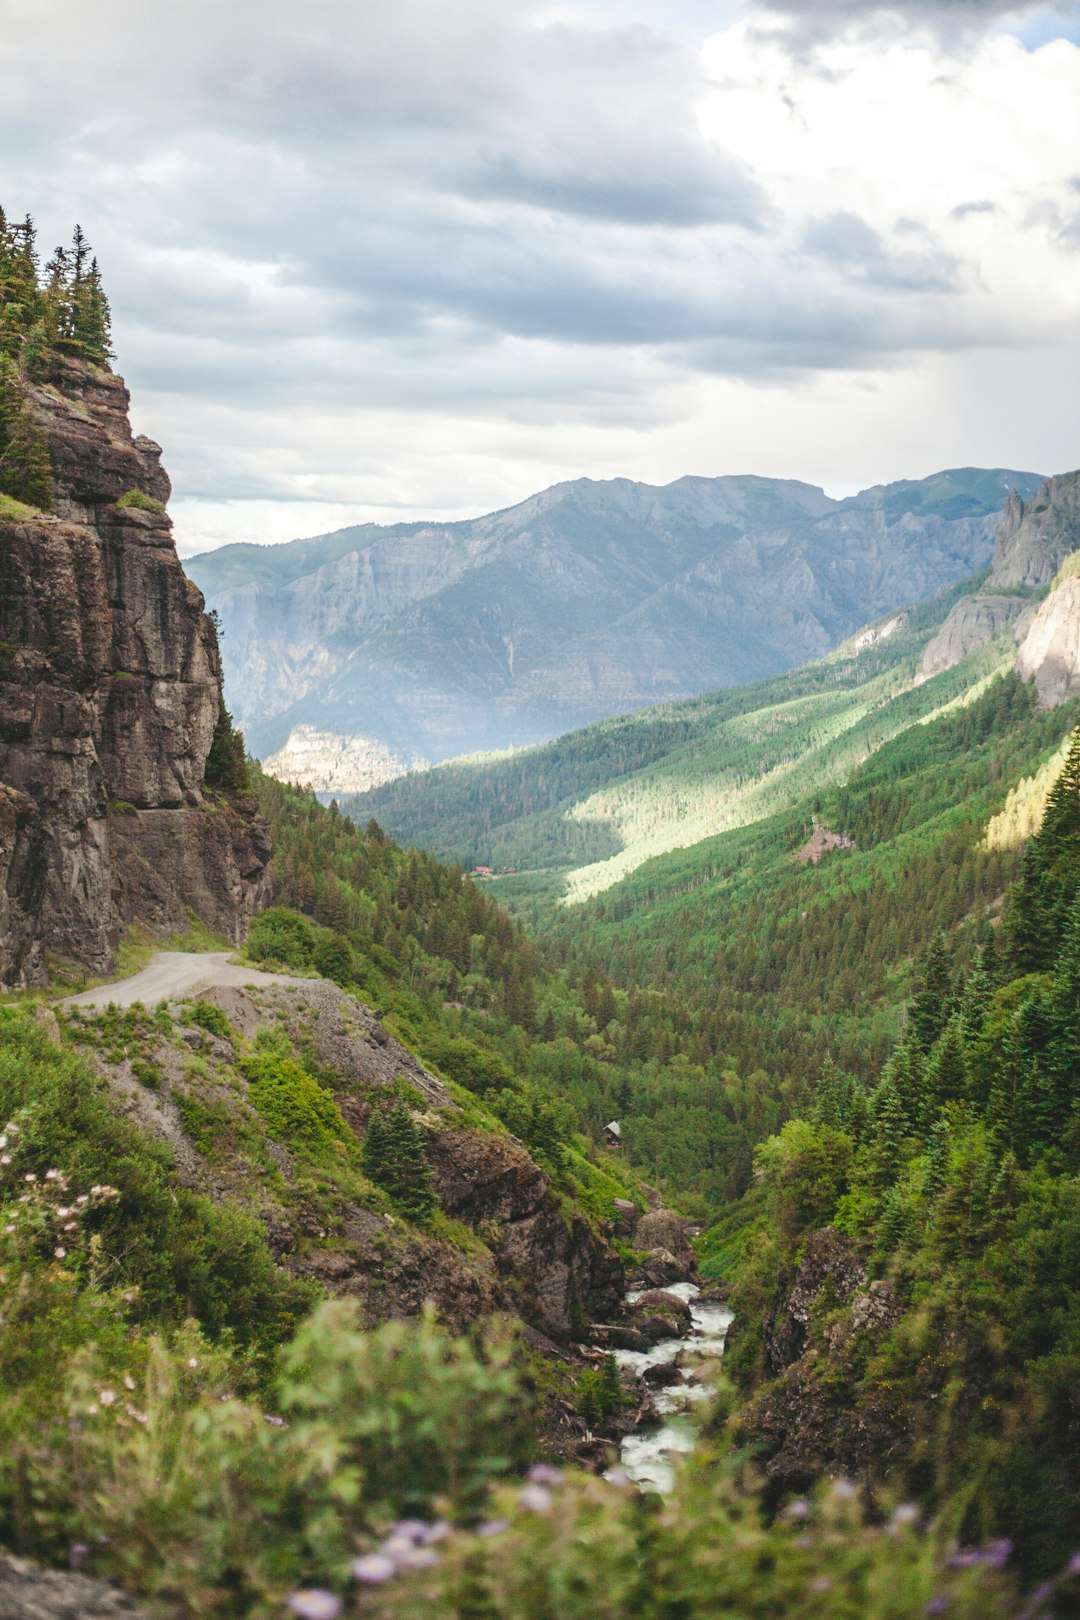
top-left (64, 952), bottom-right (291, 1010)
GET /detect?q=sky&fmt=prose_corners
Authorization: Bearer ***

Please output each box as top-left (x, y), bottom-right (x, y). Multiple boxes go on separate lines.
top-left (2, 0), bottom-right (1079, 556)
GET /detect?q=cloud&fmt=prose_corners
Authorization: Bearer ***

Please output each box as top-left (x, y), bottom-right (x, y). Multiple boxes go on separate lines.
top-left (747, 0), bottom-right (1070, 49)
top-left (0, 0), bottom-right (1078, 554)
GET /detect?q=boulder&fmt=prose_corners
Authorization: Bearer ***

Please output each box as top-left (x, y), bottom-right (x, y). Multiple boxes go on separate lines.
top-left (634, 1247), bottom-right (688, 1289)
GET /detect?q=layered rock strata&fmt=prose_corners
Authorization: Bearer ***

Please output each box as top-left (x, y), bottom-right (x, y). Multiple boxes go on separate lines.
top-left (0, 357), bottom-right (270, 986)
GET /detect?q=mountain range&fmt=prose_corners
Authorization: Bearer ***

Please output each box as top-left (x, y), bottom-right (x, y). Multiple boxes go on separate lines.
top-left (186, 466), bottom-right (1043, 788)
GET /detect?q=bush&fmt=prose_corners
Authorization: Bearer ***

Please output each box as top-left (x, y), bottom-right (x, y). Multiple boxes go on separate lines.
top-left (116, 486), bottom-right (165, 513)
top-left (240, 1043), bottom-right (345, 1155)
top-left (246, 907), bottom-right (316, 972)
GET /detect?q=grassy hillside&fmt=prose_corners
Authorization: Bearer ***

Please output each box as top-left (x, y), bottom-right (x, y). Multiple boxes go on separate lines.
top-left (350, 580), bottom-right (982, 886)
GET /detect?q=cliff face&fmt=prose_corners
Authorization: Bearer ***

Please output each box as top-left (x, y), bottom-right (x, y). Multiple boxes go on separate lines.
top-left (0, 357), bottom-right (271, 986)
top-left (918, 469), bottom-right (1080, 681)
top-left (1015, 571), bottom-right (1080, 708)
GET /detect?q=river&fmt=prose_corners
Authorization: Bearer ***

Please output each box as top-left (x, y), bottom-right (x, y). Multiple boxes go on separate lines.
top-left (610, 1282), bottom-right (733, 1492)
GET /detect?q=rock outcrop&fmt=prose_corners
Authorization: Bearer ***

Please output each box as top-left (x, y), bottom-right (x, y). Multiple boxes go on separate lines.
top-left (918, 469), bottom-right (1080, 681)
top-left (0, 356), bottom-right (271, 986)
top-left (73, 976), bottom-right (623, 1343)
top-left (1015, 572), bottom-right (1080, 708)
top-left (989, 475), bottom-right (1080, 589)
top-left (918, 592), bottom-right (1028, 678)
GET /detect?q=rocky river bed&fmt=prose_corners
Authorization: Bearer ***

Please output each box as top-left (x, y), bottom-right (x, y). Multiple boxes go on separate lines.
top-left (608, 1282), bottom-right (733, 1493)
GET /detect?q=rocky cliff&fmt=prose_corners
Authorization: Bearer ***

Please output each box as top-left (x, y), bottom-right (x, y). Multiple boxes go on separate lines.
top-left (0, 356), bottom-right (271, 986)
top-left (1015, 568), bottom-right (1080, 707)
top-left (187, 466), bottom-right (1043, 784)
top-left (918, 468), bottom-right (1080, 683)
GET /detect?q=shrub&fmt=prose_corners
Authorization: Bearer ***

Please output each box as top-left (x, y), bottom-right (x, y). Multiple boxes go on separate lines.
top-left (240, 1045), bottom-right (345, 1155)
top-left (246, 907), bottom-right (316, 972)
top-left (116, 487), bottom-right (165, 513)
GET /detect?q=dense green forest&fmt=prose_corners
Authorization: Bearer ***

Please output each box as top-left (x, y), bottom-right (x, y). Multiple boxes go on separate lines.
top-left (713, 722), bottom-right (1080, 1581)
top-left (0, 210), bottom-right (112, 509)
top-left (2, 731), bottom-right (1079, 1614)
top-left (343, 661), bottom-right (1079, 1212)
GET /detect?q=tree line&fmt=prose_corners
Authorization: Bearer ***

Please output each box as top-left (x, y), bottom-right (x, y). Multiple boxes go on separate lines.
top-left (0, 207), bottom-right (113, 510)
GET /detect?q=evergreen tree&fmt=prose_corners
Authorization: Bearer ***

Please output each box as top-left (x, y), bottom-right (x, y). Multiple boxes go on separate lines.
top-left (0, 356), bottom-right (51, 509)
top-left (908, 932), bottom-right (953, 1052)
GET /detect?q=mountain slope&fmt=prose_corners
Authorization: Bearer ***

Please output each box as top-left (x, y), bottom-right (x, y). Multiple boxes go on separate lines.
top-left (188, 466), bottom-right (1042, 775)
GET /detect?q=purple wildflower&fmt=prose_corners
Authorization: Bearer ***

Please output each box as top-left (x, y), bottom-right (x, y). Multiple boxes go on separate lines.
top-left (1065, 1552), bottom-right (1080, 1578)
top-left (981, 1539), bottom-right (1012, 1571)
top-left (926, 1597), bottom-right (950, 1615)
top-left (782, 1497), bottom-right (810, 1520)
top-left (398, 1546), bottom-right (441, 1571)
top-left (476, 1518), bottom-right (509, 1538)
top-left (391, 1519), bottom-right (430, 1544)
top-left (518, 1483), bottom-right (553, 1513)
top-left (527, 1464), bottom-right (563, 1486)
top-left (68, 1544), bottom-right (90, 1570)
top-left (287, 1591), bottom-right (341, 1620)
top-left (352, 1555), bottom-right (396, 1585)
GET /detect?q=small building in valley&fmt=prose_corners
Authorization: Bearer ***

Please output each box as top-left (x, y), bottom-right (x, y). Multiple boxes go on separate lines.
top-left (603, 1120), bottom-right (622, 1148)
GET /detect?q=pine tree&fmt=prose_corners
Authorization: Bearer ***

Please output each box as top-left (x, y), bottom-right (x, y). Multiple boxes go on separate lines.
top-left (363, 1110), bottom-right (390, 1186)
top-left (600, 1351), bottom-right (623, 1416)
top-left (908, 933), bottom-right (953, 1052)
top-left (0, 357), bottom-right (52, 510)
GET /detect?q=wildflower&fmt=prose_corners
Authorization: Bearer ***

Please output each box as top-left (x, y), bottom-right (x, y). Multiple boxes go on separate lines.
top-left (125, 1406), bottom-right (149, 1424)
top-left (390, 1520), bottom-right (431, 1544)
top-left (926, 1597), bottom-right (950, 1615)
top-left (63, 1221), bottom-right (77, 1232)
top-left (604, 1466), bottom-right (632, 1486)
top-left (54, 1246), bottom-right (66, 1259)
top-left (97, 1389), bottom-right (117, 1408)
top-left (518, 1483), bottom-right (552, 1513)
top-left (187, 1356), bottom-right (199, 1369)
top-left (68, 1544), bottom-right (90, 1570)
top-left (782, 1497), bottom-right (810, 1520)
top-left (399, 1546), bottom-right (440, 1571)
top-left (287, 1590), bottom-right (342, 1620)
top-left (1066, 1552), bottom-right (1080, 1578)
top-left (810, 1578), bottom-right (833, 1594)
top-left (263, 1413), bottom-right (288, 1428)
top-left (381, 1532), bottom-right (418, 1560)
top-left (831, 1478), bottom-right (858, 1501)
top-left (45, 1169), bottom-right (61, 1182)
top-left (352, 1555), bottom-right (396, 1585)
top-left (527, 1463), bottom-right (563, 1486)
top-left (0, 1135), bottom-right (7, 1150)
top-left (476, 1518), bottom-right (509, 1538)
top-left (0, 1156), bottom-right (10, 1167)
top-left (981, 1539), bottom-right (1013, 1571)
top-left (123, 1374), bottom-right (136, 1392)
top-left (23, 1173), bottom-right (36, 1184)
top-left (57, 1206), bottom-right (71, 1217)
top-left (423, 1520), bottom-right (451, 1544)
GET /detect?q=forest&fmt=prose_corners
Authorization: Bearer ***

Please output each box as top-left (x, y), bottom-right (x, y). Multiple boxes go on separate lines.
top-left (0, 211), bottom-right (112, 510)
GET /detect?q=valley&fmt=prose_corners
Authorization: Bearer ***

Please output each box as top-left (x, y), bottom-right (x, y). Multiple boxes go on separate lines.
top-left (3, 210), bottom-right (1080, 1619)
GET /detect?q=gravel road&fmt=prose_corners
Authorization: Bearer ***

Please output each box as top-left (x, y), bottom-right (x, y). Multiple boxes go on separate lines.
top-left (64, 951), bottom-right (291, 1009)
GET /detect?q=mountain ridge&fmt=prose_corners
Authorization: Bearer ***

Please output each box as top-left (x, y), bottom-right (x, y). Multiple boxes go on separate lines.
top-left (187, 464), bottom-right (1043, 781)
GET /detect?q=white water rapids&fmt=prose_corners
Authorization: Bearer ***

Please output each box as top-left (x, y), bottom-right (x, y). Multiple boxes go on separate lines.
top-left (608, 1282), bottom-right (733, 1493)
